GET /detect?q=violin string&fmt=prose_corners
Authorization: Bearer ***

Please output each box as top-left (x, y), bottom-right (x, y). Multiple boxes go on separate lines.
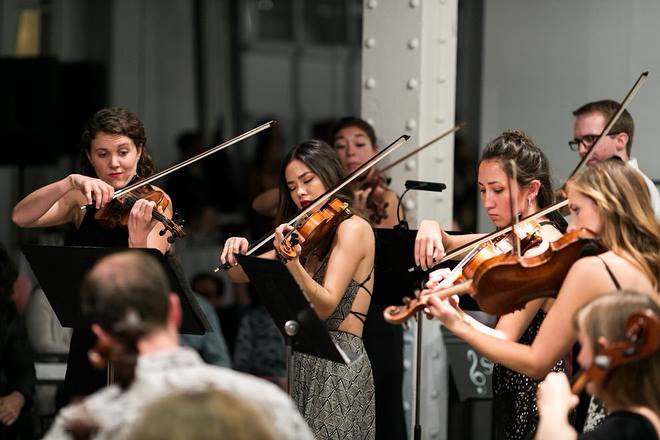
top-left (411, 199), bottom-right (569, 273)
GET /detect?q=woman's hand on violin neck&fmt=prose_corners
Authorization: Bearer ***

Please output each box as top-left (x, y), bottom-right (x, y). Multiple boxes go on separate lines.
top-left (415, 220), bottom-right (446, 271)
top-left (273, 224), bottom-right (300, 263)
top-left (69, 174), bottom-right (115, 209)
top-left (353, 187), bottom-right (373, 212)
top-left (220, 236), bottom-right (249, 266)
top-left (127, 199), bottom-right (159, 247)
top-left (425, 294), bottom-right (468, 333)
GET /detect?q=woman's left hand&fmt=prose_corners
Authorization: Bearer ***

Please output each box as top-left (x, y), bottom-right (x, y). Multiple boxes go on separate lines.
top-left (128, 199), bottom-right (159, 247)
top-left (273, 223), bottom-right (300, 263)
top-left (425, 292), bottom-right (467, 332)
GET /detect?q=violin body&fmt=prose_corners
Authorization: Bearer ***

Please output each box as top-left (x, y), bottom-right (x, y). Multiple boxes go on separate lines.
top-left (279, 197), bottom-right (352, 260)
top-left (471, 229), bottom-right (605, 315)
top-left (94, 179), bottom-right (185, 242)
top-left (384, 228), bottom-right (605, 324)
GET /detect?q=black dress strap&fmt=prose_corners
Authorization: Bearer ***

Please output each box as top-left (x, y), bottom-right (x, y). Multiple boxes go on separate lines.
top-left (348, 267), bottom-right (374, 324)
top-left (596, 255), bottom-right (622, 290)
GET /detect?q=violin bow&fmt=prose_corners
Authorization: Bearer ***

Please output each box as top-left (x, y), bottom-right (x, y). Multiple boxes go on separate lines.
top-left (378, 123), bottom-right (465, 174)
top-left (411, 71), bottom-right (649, 273)
top-left (81, 120), bottom-right (277, 210)
top-left (214, 133), bottom-right (411, 271)
top-left (568, 71), bottom-right (648, 180)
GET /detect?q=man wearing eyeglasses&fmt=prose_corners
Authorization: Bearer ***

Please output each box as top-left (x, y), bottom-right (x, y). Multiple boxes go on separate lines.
top-left (571, 99), bottom-right (660, 217)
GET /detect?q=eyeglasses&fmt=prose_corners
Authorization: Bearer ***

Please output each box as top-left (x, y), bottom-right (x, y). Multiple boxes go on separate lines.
top-left (568, 133), bottom-right (620, 151)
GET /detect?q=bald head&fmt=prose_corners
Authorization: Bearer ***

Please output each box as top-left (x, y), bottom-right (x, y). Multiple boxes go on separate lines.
top-left (81, 251), bottom-right (170, 334)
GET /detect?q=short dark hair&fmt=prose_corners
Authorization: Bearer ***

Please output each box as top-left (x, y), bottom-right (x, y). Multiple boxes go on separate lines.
top-left (81, 251), bottom-right (170, 335)
top-left (330, 117), bottom-right (377, 148)
top-left (80, 107), bottom-right (156, 178)
top-left (573, 100), bottom-right (635, 156)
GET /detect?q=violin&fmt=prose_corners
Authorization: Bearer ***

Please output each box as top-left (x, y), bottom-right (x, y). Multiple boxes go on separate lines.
top-left (215, 134), bottom-right (411, 271)
top-left (571, 308), bottom-right (660, 394)
top-left (279, 198), bottom-right (352, 260)
top-left (94, 179), bottom-right (185, 243)
top-left (357, 169), bottom-right (390, 224)
top-left (384, 228), bottom-right (605, 324)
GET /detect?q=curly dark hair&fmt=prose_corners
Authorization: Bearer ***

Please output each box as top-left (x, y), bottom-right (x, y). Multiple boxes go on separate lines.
top-left (79, 107), bottom-right (156, 178)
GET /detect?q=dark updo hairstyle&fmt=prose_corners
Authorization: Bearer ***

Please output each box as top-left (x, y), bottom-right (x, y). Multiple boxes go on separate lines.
top-left (79, 107), bottom-right (156, 178)
top-left (479, 130), bottom-right (567, 231)
top-left (330, 116), bottom-right (377, 148)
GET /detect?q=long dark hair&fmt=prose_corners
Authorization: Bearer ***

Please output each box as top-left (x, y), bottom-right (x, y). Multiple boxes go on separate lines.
top-left (479, 130), bottom-right (567, 231)
top-left (275, 139), bottom-right (354, 225)
top-left (79, 107), bottom-right (156, 178)
top-left (274, 140), bottom-right (361, 261)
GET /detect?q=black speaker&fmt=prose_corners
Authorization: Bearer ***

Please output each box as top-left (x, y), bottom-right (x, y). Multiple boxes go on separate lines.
top-left (0, 57), bottom-right (106, 165)
top-left (0, 57), bottom-right (59, 164)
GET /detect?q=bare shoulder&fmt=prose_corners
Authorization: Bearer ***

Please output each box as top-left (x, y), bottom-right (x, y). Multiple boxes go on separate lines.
top-left (337, 215), bottom-right (375, 245)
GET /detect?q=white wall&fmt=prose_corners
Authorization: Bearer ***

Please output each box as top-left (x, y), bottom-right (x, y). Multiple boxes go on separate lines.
top-left (479, 0), bottom-right (660, 231)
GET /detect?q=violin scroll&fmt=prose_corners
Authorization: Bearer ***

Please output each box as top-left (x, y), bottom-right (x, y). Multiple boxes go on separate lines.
top-left (571, 308), bottom-right (660, 394)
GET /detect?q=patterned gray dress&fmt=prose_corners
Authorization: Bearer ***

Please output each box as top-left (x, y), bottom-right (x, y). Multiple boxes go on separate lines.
top-left (291, 260), bottom-right (376, 439)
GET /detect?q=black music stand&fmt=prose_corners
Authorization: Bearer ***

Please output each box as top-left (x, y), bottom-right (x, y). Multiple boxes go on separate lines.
top-left (235, 254), bottom-right (352, 395)
top-left (21, 245), bottom-right (208, 335)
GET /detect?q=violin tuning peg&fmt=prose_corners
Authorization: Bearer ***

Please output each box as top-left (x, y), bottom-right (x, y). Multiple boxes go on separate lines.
top-left (167, 235), bottom-right (176, 244)
top-left (290, 232), bottom-right (300, 246)
top-left (173, 212), bottom-right (185, 224)
top-left (159, 228), bottom-right (166, 237)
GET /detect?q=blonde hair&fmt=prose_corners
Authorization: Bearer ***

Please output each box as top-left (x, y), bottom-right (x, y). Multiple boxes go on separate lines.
top-left (566, 160), bottom-right (660, 288)
top-left (573, 291), bottom-right (660, 414)
top-left (129, 389), bottom-right (277, 440)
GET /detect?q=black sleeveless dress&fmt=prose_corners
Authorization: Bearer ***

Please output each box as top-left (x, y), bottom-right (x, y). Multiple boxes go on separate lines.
top-left (58, 207), bottom-right (129, 407)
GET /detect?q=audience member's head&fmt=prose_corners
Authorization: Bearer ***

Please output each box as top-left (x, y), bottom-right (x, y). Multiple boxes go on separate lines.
top-left (129, 389), bottom-right (277, 440)
top-left (80, 251), bottom-right (180, 388)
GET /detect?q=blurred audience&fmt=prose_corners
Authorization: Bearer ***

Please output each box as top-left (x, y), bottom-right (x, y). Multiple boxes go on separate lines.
top-left (233, 288), bottom-right (286, 389)
top-left (0, 244), bottom-right (36, 439)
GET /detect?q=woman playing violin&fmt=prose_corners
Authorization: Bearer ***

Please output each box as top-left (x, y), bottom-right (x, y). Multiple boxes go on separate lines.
top-left (332, 117), bottom-right (402, 228)
top-left (416, 130), bottom-right (567, 440)
top-left (424, 160), bottom-right (659, 435)
top-left (220, 139), bottom-right (376, 439)
top-left (536, 290), bottom-right (660, 440)
top-left (12, 107), bottom-right (174, 404)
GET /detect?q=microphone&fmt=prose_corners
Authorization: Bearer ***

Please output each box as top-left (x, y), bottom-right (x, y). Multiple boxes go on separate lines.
top-left (404, 180), bottom-right (446, 192)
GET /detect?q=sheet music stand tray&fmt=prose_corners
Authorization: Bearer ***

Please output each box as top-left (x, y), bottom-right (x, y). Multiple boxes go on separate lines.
top-left (21, 245), bottom-right (208, 335)
top-left (236, 254), bottom-right (352, 395)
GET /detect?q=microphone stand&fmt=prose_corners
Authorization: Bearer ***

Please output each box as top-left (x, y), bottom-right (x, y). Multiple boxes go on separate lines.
top-left (396, 180), bottom-right (446, 440)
